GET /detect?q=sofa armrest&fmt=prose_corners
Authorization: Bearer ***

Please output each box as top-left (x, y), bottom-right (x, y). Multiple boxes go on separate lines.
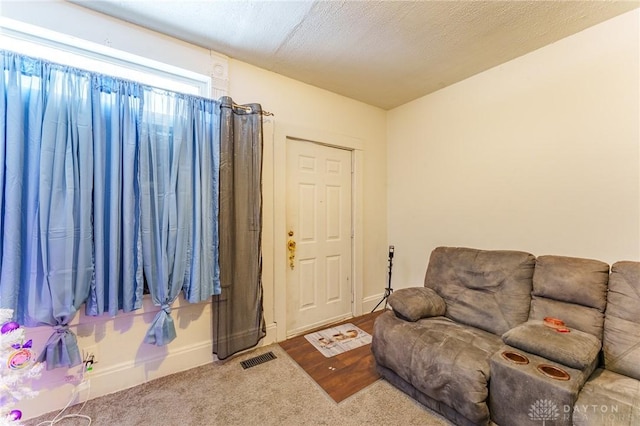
top-left (387, 287), bottom-right (446, 322)
top-left (502, 320), bottom-right (601, 370)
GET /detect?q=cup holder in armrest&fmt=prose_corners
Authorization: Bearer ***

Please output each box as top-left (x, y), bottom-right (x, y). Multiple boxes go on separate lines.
top-left (501, 350), bottom-right (529, 365)
top-left (537, 364), bottom-right (570, 381)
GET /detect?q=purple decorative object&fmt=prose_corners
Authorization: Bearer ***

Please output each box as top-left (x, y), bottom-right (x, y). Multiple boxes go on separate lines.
top-left (11, 339), bottom-right (32, 350)
top-left (1, 321), bottom-right (20, 334)
top-left (9, 409), bottom-right (22, 421)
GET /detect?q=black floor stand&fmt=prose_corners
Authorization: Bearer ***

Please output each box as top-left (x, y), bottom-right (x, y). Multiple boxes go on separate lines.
top-left (372, 247), bottom-right (394, 312)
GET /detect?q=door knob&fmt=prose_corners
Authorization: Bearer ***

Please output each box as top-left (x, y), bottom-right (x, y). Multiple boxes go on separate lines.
top-left (287, 239), bottom-right (297, 269)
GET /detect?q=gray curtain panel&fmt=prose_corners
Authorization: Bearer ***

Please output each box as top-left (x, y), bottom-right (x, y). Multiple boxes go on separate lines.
top-left (212, 96), bottom-right (266, 360)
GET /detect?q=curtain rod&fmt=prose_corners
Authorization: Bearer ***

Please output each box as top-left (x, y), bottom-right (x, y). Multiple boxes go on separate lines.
top-left (232, 102), bottom-right (274, 116)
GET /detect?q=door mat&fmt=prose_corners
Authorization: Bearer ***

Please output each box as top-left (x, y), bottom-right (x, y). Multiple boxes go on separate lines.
top-left (304, 323), bottom-right (372, 358)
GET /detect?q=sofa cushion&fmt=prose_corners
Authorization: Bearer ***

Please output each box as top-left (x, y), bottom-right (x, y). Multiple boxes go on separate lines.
top-left (573, 368), bottom-right (640, 426)
top-left (388, 287), bottom-right (446, 322)
top-left (424, 247), bottom-right (535, 336)
top-left (529, 297), bottom-right (606, 343)
top-left (533, 255), bottom-right (610, 309)
top-left (372, 310), bottom-right (503, 424)
top-left (530, 255), bottom-right (609, 339)
top-left (603, 261), bottom-right (640, 380)
top-left (502, 320), bottom-right (601, 370)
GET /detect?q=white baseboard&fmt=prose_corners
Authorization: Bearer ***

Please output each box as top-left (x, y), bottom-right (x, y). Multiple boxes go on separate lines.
top-left (362, 293), bottom-right (387, 313)
top-left (263, 321), bottom-right (277, 345)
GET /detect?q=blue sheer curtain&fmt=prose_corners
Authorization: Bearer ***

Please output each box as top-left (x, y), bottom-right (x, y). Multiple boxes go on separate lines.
top-left (1, 50), bottom-right (221, 368)
top-left (0, 53), bottom-right (94, 369)
top-left (87, 76), bottom-right (143, 317)
top-left (0, 53), bottom-right (46, 328)
top-left (139, 90), bottom-right (220, 345)
top-left (183, 98), bottom-right (221, 303)
top-left (37, 65), bottom-right (95, 369)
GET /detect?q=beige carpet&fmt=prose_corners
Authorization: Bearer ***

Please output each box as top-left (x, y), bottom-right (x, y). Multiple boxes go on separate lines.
top-left (25, 344), bottom-right (453, 426)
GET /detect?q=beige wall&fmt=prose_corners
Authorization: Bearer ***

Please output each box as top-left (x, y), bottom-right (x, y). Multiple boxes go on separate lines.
top-left (227, 60), bottom-right (388, 336)
top-left (1, 0), bottom-right (387, 420)
top-left (387, 9), bottom-right (640, 288)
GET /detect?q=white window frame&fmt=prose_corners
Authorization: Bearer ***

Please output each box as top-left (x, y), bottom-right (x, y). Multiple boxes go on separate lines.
top-left (0, 17), bottom-right (228, 98)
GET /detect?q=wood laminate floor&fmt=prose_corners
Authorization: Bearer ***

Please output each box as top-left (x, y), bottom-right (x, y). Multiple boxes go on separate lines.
top-left (279, 309), bottom-right (385, 403)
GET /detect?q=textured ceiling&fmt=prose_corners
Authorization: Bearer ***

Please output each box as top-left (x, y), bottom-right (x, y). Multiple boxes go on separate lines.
top-left (71, 0), bottom-right (639, 110)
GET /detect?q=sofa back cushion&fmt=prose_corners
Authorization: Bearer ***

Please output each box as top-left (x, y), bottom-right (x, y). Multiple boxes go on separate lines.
top-left (424, 247), bottom-right (535, 336)
top-left (603, 261), bottom-right (640, 380)
top-left (529, 255), bottom-right (609, 339)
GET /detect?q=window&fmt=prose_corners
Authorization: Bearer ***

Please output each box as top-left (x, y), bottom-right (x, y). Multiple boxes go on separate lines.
top-left (0, 17), bottom-right (219, 97)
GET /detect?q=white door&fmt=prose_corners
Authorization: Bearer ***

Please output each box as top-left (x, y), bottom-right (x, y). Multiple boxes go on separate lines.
top-left (286, 139), bottom-right (353, 336)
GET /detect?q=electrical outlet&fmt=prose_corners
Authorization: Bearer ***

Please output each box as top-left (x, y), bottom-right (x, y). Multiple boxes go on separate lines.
top-left (82, 344), bottom-right (99, 375)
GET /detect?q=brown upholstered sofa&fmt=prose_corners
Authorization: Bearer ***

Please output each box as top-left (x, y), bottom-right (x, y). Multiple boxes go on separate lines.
top-left (371, 246), bottom-right (640, 426)
top-left (572, 261), bottom-right (640, 426)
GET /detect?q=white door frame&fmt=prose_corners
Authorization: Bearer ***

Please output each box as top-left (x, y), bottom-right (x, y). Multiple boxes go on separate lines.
top-left (273, 124), bottom-right (364, 342)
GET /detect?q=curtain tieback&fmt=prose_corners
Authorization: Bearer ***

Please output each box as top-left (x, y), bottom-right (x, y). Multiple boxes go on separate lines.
top-left (144, 301), bottom-right (177, 346)
top-left (54, 324), bottom-right (70, 333)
